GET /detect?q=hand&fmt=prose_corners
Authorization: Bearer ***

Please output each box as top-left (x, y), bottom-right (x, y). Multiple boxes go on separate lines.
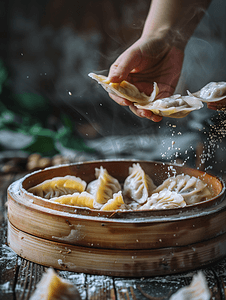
top-left (108, 37), bottom-right (184, 122)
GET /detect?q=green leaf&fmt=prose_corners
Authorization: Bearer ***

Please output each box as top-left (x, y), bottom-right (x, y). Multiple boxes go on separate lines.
top-left (22, 135), bottom-right (58, 156)
top-left (0, 60), bottom-right (8, 93)
top-left (56, 127), bottom-right (95, 153)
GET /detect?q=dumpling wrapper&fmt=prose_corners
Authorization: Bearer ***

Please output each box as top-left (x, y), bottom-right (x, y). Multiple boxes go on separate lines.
top-left (89, 72), bottom-right (203, 118)
top-left (189, 81), bottom-right (226, 102)
top-left (139, 190), bottom-right (186, 210)
top-left (30, 268), bottom-right (81, 300)
top-left (53, 191), bottom-right (95, 209)
top-left (135, 94), bottom-right (203, 118)
top-left (154, 174), bottom-right (212, 205)
top-left (123, 163), bottom-right (156, 204)
top-left (88, 72), bottom-right (159, 105)
top-left (100, 191), bottom-right (125, 211)
top-left (87, 166), bottom-right (121, 208)
top-left (28, 175), bottom-right (87, 199)
top-left (170, 271), bottom-right (211, 300)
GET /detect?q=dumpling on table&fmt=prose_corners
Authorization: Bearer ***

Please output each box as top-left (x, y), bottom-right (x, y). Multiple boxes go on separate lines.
top-left (139, 190), bottom-right (186, 210)
top-left (170, 271), bottom-right (211, 300)
top-left (28, 175), bottom-right (87, 199)
top-left (87, 166), bottom-right (121, 209)
top-left (123, 163), bottom-right (156, 204)
top-left (154, 174), bottom-right (212, 205)
top-left (30, 268), bottom-right (81, 300)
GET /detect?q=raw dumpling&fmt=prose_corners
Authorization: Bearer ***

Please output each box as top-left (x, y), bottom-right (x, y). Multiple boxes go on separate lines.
top-left (53, 191), bottom-right (95, 209)
top-left (86, 166), bottom-right (121, 208)
top-left (100, 191), bottom-right (125, 211)
top-left (28, 175), bottom-right (87, 199)
top-left (123, 163), bottom-right (156, 204)
top-left (88, 73), bottom-right (159, 104)
top-left (135, 94), bottom-right (203, 118)
top-left (190, 81), bottom-right (226, 102)
top-left (170, 271), bottom-right (211, 300)
top-left (89, 72), bottom-right (226, 117)
top-left (154, 174), bottom-right (211, 205)
top-left (140, 190), bottom-right (186, 210)
top-left (30, 268), bottom-right (81, 300)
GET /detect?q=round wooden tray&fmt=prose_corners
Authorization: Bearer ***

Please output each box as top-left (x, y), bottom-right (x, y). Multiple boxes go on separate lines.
top-left (7, 160), bottom-right (226, 277)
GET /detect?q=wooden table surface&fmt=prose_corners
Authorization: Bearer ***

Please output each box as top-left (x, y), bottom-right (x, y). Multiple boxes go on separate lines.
top-left (1, 172), bottom-right (226, 300)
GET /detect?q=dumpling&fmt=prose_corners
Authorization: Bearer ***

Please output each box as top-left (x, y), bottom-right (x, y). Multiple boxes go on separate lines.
top-left (30, 268), bottom-right (81, 300)
top-left (88, 72), bottom-right (159, 104)
top-left (53, 192), bottom-right (94, 209)
top-left (154, 174), bottom-right (211, 205)
top-left (28, 175), bottom-right (87, 199)
top-left (100, 191), bottom-right (125, 211)
top-left (169, 271), bottom-right (211, 300)
top-left (189, 81), bottom-right (226, 102)
top-left (135, 94), bottom-right (203, 118)
top-left (123, 163), bottom-right (156, 204)
top-left (89, 72), bottom-right (226, 118)
top-left (86, 166), bottom-right (121, 208)
top-left (89, 72), bottom-right (204, 118)
top-left (139, 190), bottom-right (186, 210)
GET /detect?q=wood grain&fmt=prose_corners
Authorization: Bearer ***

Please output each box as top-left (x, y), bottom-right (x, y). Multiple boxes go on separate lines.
top-left (8, 220), bottom-right (226, 277)
top-left (7, 160), bottom-right (226, 277)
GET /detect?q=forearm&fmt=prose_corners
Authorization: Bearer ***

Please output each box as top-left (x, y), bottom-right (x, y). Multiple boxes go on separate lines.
top-left (142, 0), bottom-right (212, 50)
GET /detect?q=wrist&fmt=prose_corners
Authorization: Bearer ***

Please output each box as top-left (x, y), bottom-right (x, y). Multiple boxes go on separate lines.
top-left (141, 27), bottom-right (187, 52)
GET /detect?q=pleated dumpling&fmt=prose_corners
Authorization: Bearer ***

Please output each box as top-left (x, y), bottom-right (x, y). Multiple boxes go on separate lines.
top-left (30, 268), bottom-right (81, 300)
top-left (189, 81), bottom-right (226, 102)
top-left (100, 191), bottom-right (125, 211)
top-left (140, 190), bottom-right (186, 210)
top-left (123, 163), bottom-right (156, 204)
top-left (169, 271), bottom-right (210, 300)
top-left (28, 175), bottom-right (87, 199)
top-left (154, 174), bottom-right (212, 205)
top-left (135, 95), bottom-right (203, 118)
top-left (89, 72), bottom-right (203, 118)
top-left (53, 192), bottom-right (94, 209)
top-left (88, 73), bottom-right (159, 105)
top-left (86, 166), bottom-right (121, 208)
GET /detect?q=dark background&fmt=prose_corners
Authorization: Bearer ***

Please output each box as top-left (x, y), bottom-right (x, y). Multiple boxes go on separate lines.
top-left (0, 0), bottom-right (226, 176)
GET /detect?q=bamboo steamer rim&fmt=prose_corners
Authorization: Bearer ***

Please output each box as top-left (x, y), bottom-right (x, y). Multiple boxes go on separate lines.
top-left (7, 160), bottom-right (226, 275)
top-left (14, 159), bottom-right (225, 222)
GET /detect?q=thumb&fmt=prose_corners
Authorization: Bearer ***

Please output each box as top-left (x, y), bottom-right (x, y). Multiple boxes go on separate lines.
top-left (108, 47), bottom-right (141, 83)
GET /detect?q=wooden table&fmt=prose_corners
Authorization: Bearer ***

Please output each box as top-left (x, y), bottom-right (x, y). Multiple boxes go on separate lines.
top-left (1, 172), bottom-right (226, 300)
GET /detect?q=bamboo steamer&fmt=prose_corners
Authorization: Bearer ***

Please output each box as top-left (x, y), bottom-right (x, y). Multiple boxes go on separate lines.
top-left (7, 160), bottom-right (226, 277)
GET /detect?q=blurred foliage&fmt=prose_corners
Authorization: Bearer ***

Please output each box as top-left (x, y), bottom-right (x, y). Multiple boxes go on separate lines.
top-left (0, 60), bottom-right (8, 94)
top-left (0, 59), bottom-right (94, 156)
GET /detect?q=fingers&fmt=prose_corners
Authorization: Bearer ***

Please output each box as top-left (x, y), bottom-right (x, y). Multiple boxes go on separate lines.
top-left (108, 47), bottom-right (141, 83)
top-left (109, 93), bottom-right (132, 106)
top-left (109, 94), bottom-right (162, 122)
top-left (129, 104), bottom-right (163, 122)
top-left (129, 105), bottom-right (163, 122)
top-left (108, 63), bottom-right (128, 83)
